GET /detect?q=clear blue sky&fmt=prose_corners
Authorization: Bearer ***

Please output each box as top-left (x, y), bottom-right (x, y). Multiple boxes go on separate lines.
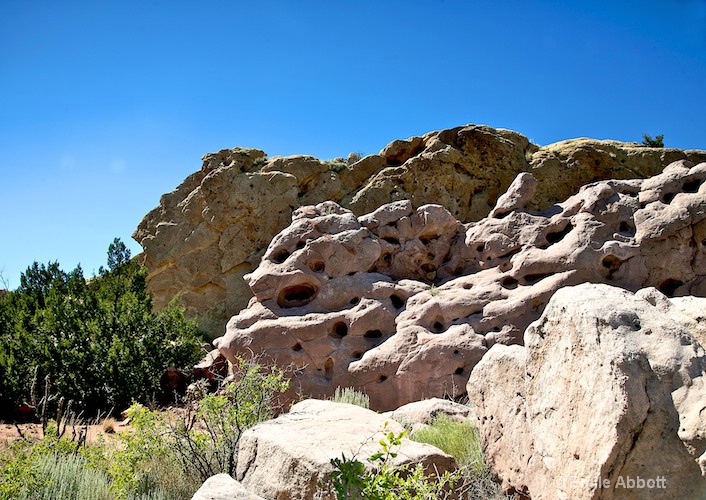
top-left (1, 0), bottom-right (705, 289)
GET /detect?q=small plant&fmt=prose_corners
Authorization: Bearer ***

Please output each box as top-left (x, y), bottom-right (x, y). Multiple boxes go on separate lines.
top-left (327, 423), bottom-right (459, 499)
top-left (101, 417), bottom-right (117, 434)
top-left (324, 159), bottom-right (348, 173)
top-left (331, 387), bottom-right (370, 409)
top-left (411, 415), bottom-right (504, 499)
top-left (430, 285), bottom-right (441, 297)
top-left (642, 134), bottom-right (664, 148)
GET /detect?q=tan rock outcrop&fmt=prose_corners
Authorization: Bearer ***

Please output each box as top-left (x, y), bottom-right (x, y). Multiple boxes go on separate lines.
top-left (133, 126), bottom-right (706, 336)
top-left (468, 284), bottom-right (706, 500)
top-left (235, 399), bottom-right (456, 500)
top-left (214, 159), bottom-right (706, 410)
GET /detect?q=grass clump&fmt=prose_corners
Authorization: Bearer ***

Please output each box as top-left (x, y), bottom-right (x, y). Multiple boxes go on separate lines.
top-left (411, 415), bottom-right (504, 499)
top-left (331, 386), bottom-right (370, 409)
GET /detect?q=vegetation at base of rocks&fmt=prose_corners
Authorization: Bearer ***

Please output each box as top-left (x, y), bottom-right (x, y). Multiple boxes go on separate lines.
top-left (331, 386), bottom-right (370, 409)
top-left (411, 415), bottom-right (504, 499)
top-left (0, 358), bottom-right (290, 500)
top-left (327, 417), bottom-right (505, 499)
top-left (328, 425), bottom-right (459, 500)
top-left (0, 238), bottom-right (205, 417)
top-left (411, 415), bottom-right (483, 470)
top-left (642, 134), bottom-right (664, 147)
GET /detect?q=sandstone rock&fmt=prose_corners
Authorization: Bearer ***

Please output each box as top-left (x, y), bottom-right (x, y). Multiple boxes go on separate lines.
top-left (469, 284), bottom-right (706, 499)
top-left (215, 159), bottom-right (706, 410)
top-left (134, 126), bottom-right (706, 336)
top-left (383, 398), bottom-right (474, 432)
top-left (191, 473), bottom-right (263, 500)
top-left (235, 399), bottom-right (456, 500)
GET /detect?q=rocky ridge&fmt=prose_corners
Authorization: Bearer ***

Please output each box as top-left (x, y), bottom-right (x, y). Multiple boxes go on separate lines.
top-left (214, 159), bottom-right (706, 410)
top-left (133, 125), bottom-right (706, 335)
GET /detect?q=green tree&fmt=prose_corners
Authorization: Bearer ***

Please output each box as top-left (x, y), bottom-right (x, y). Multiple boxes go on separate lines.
top-left (642, 134), bottom-right (664, 147)
top-left (0, 239), bottom-right (205, 417)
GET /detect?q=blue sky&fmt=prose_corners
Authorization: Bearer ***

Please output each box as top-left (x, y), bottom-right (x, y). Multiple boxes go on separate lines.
top-left (1, 0), bottom-right (705, 289)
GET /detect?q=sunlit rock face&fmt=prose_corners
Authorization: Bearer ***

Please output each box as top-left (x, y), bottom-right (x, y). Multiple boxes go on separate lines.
top-left (133, 124), bottom-right (706, 336)
top-left (214, 160), bottom-right (706, 410)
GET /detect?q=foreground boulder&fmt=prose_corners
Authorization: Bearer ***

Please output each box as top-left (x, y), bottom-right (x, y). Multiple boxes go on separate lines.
top-left (191, 474), bottom-right (263, 500)
top-left (235, 399), bottom-right (456, 499)
top-left (133, 125), bottom-right (706, 335)
top-left (468, 283), bottom-right (706, 499)
top-left (215, 159), bottom-right (706, 410)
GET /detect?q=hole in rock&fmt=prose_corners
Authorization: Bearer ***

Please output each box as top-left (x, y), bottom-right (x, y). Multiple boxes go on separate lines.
top-left (331, 322), bottom-right (348, 338)
top-left (272, 249), bottom-right (290, 264)
top-left (421, 263), bottom-right (437, 274)
top-left (618, 221), bottom-right (635, 235)
top-left (523, 273), bottom-right (553, 285)
top-left (350, 297), bottom-right (360, 305)
top-left (658, 278), bottom-right (683, 297)
top-left (454, 367), bottom-right (464, 375)
top-left (383, 253), bottom-right (392, 264)
top-left (463, 283), bottom-right (472, 290)
top-left (347, 271), bottom-right (356, 276)
top-left (453, 349), bottom-right (460, 355)
top-left (432, 321), bottom-right (445, 333)
top-left (309, 261), bottom-right (325, 272)
top-left (476, 244), bottom-right (485, 253)
top-left (383, 237), bottom-right (400, 245)
top-left (602, 255), bottom-right (624, 278)
top-left (390, 294), bottom-right (405, 310)
top-left (545, 223), bottom-right (573, 245)
top-left (501, 277), bottom-right (519, 289)
top-left (663, 192), bottom-right (676, 204)
top-left (277, 284), bottom-right (318, 308)
top-left (683, 179), bottom-right (703, 193)
top-left (324, 358), bottom-right (333, 381)
top-left (352, 351), bottom-right (363, 361)
top-left (296, 241), bottom-right (306, 250)
top-left (292, 343), bottom-right (302, 352)
top-left (420, 234), bottom-right (438, 245)
top-left (497, 247), bottom-right (522, 260)
top-left (377, 375), bottom-right (388, 383)
top-left (364, 330), bottom-right (383, 339)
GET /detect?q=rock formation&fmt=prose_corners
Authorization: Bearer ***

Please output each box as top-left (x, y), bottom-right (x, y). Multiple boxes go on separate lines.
top-left (214, 159), bottom-right (706, 410)
top-left (235, 399), bottom-right (456, 499)
top-left (468, 284), bottom-right (706, 499)
top-left (133, 125), bottom-right (706, 335)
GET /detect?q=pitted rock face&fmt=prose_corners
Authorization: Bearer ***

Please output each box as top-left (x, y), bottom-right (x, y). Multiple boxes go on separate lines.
top-left (214, 160), bottom-right (706, 410)
top-left (133, 125), bottom-right (706, 336)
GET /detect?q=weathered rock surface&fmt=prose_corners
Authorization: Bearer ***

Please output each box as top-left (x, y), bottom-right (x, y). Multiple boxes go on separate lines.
top-left (235, 399), bottom-right (456, 500)
top-left (383, 398), bottom-right (473, 432)
top-left (133, 125), bottom-right (706, 335)
top-left (214, 159), bottom-right (706, 410)
top-left (191, 473), bottom-right (264, 500)
top-left (468, 284), bottom-right (706, 500)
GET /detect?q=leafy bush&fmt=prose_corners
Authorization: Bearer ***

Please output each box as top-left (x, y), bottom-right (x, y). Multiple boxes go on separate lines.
top-left (0, 238), bottom-right (205, 416)
top-left (642, 134), bottom-right (664, 147)
top-left (331, 386), bottom-right (370, 409)
top-left (328, 424), bottom-right (459, 499)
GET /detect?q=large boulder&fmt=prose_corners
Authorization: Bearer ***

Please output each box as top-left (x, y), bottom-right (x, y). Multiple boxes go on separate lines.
top-left (133, 125), bottom-right (706, 336)
top-left (468, 284), bottom-right (706, 499)
top-left (235, 399), bottom-right (456, 500)
top-left (215, 160), bottom-right (706, 410)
